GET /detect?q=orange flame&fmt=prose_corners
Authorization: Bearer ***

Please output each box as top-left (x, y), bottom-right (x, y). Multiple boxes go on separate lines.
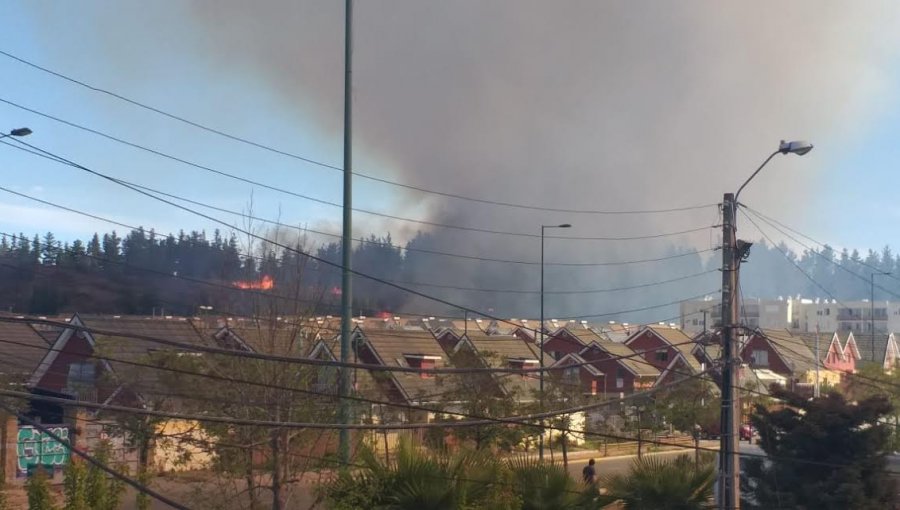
top-left (233, 275), bottom-right (274, 290)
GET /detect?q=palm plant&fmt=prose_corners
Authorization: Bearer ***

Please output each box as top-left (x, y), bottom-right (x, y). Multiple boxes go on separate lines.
top-left (505, 456), bottom-right (598, 510)
top-left (601, 454), bottom-right (715, 510)
top-left (319, 438), bottom-right (512, 510)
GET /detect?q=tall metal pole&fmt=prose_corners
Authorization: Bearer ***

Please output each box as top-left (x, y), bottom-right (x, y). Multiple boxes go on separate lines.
top-left (338, 0), bottom-right (354, 464)
top-left (718, 193), bottom-right (740, 510)
top-left (539, 225), bottom-right (546, 462)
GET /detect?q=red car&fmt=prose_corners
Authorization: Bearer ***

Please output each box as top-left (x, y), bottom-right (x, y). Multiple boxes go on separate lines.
top-left (740, 424), bottom-right (756, 441)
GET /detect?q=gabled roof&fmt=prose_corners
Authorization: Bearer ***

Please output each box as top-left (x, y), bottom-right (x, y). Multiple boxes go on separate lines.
top-left (551, 352), bottom-right (603, 377)
top-left (843, 332), bottom-right (861, 360)
top-left (353, 327), bottom-right (449, 404)
top-left (885, 333), bottom-right (900, 370)
top-left (0, 320), bottom-right (52, 384)
top-left (553, 327), bottom-right (603, 347)
top-left (691, 331), bottom-right (721, 363)
top-left (579, 339), bottom-right (659, 377)
top-left (858, 333), bottom-right (891, 364)
top-left (628, 325), bottom-right (703, 372)
top-left (654, 351), bottom-right (703, 387)
top-left (215, 320), bottom-right (316, 355)
top-left (29, 314), bottom-right (214, 404)
top-left (757, 329), bottom-right (817, 374)
top-left (793, 331), bottom-right (840, 364)
top-left (459, 333), bottom-right (541, 398)
top-left (307, 337), bottom-right (379, 398)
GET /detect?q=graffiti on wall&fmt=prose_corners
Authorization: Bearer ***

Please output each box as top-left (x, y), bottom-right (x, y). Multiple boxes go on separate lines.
top-left (17, 425), bottom-right (70, 475)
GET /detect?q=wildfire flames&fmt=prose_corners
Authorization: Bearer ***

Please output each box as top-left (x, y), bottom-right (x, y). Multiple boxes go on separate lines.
top-left (233, 275), bottom-right (275, 290)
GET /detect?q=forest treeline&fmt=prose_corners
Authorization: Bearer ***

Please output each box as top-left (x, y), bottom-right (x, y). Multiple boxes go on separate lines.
top-left (1, 227), bottom-right (899, 318)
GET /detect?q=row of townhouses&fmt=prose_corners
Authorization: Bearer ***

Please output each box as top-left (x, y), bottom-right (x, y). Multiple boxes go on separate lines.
top-left (2, 312), bottom-right (897, 481)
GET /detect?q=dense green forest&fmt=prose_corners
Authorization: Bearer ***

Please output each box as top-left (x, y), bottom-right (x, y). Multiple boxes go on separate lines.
top-left (1, 227), bottom-right (899, 319)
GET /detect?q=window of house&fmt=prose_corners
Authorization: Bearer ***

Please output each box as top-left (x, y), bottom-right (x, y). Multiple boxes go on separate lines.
top-left (654, 350), bottom-right (669, 363)
top-left (752, 350), bottom-right (769, 366)
top-left (419, 359), bottom-right (436, 379)
top-left (564, 367), bottom-right (579, 384)
top-left (67, 362), bottom-right (95, 387)
top-left (616, 367), bottom-right (626, 389)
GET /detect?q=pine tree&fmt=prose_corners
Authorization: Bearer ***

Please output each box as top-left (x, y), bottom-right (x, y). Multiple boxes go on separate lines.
top-left (88, 233), bottom-right (102, 269)
top-left (30, 234), bottom-right (41, 265)
top-left (41, 232), bottom-right (57, 265)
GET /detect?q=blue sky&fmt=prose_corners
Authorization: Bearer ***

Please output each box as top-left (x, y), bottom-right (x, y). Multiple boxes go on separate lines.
top-left (3, 1), bottom-right (900, 260)
top-left (0, 2), bottom-right (408, 251)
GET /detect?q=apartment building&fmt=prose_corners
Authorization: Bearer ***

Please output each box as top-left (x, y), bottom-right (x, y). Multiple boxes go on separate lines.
top-left (681, 297), bottom-right (900, 336)
top-left (679, 298), bottom-right (792, 333)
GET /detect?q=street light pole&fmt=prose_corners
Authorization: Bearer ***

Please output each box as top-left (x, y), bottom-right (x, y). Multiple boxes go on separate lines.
top-left (718, 140), bottom-right (813, 510)
top-left (871, 271), bottom-right (890, 362)
top-left (539, 223), bottom-right (570, 462)
top-left (0, 127), bottom-right (32, 140)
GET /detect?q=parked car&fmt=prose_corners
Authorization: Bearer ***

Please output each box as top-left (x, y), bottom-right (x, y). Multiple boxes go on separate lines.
top-left (740, 424), bottom-right (756, 441)
top-left (699, 422), bottom-right (721, 440)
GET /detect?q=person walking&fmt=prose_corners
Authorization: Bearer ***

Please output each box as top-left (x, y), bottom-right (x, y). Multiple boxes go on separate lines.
top-left (582, 458), bottom-right (596, 484)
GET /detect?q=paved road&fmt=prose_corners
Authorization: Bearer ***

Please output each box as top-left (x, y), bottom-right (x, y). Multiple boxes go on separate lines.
top-left (566, 448), bottom-right (703, 481)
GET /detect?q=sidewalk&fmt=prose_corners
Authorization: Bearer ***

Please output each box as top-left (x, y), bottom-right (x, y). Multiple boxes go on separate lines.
top-left (516, 439), bottom-right (719, 463)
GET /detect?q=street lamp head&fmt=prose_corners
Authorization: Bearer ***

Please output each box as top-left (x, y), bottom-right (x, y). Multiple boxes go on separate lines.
top-left (557, 224), bottom-right (572, 228)
top-left (779, 140), bottom-right (813, 156)
top-left (9, 127), bottom-right (32, 137)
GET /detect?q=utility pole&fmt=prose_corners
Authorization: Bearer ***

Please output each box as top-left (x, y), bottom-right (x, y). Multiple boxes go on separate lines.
top-left (814, 325), bottom-right (820, 398)
top-left (338, 0), bottom-right (353, 464)
top-left (714, 139), bottom-right (817, 509)
top-left (718, 193), bottom-right (740, 510)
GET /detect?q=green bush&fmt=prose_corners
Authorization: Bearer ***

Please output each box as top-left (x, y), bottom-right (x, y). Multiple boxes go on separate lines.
top-left (25, 467), bottom-right (55, 510)
top-left (64, 459), bottom-right (89, 510)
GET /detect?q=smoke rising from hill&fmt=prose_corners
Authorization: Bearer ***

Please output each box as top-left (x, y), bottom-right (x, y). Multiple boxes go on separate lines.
top-left (22, 1), bottom-right (900, 319)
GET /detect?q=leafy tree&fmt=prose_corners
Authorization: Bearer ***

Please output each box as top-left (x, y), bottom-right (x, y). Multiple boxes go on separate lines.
top-left (745, 388), bottom-right (897, 509)
top-left (651, 378), bottom-right (719, 434)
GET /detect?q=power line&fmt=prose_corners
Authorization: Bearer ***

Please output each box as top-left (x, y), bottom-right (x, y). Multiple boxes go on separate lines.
top-left (0, 315), bottom-right (706, 376)
top-left (2, 139), bottom-right (719, 330)
top-left (0, 98), bottom-right (713, 241)
top-left (0, 367), bottom-right (713, 431)
top-left (0, 329), bottom-right (712, 433)
top-left (741, 206), bottom-right (900, 300)
top-left (397, 269), bottom-right (718, 295)
top-left (0, 238), bottom-right (720, 360)
top-left (0, 139), bottom-right (720, 268)
top-left (4, 381), bottom-right (890, 476)
top-left (0, 49), bottom-right (717, 216)
top-left (739, 209), bottom-right (852, 310)
top-left (0, 226), bottom-right (718, 325)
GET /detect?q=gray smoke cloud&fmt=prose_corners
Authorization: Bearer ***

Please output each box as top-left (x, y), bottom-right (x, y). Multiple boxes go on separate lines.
top-left (21, 1), bottom-right (900, 320)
